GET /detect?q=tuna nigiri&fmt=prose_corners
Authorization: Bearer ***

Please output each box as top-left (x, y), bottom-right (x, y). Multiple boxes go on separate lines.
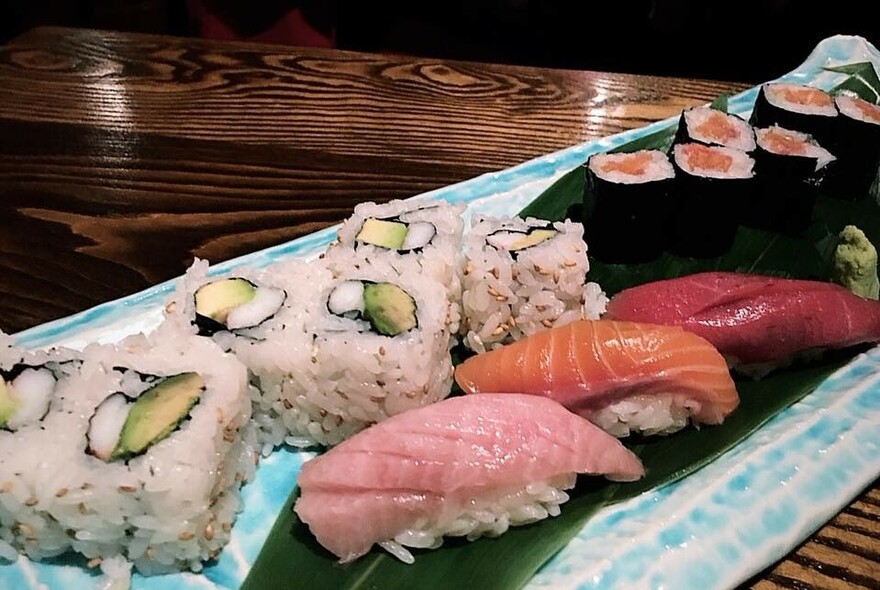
top-left (454, 319), bottom-right (739, 437)
top-left (604, 271), bottom-right (880, 374)
top-left (293, 393), bottom-right (644, 564)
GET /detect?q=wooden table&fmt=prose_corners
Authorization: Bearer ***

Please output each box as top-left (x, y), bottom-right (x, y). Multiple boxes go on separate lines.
top-left (0, 26), bottom-right (877, 590)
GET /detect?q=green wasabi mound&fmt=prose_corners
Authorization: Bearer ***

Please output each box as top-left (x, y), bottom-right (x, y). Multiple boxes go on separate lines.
top-left (832, 225), bottom-right (880, 300)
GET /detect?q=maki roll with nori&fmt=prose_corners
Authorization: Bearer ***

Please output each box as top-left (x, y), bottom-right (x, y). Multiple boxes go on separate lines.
top-left (191, 276), bottom-right (286, 337)
top-left (668, 143), bottom-right (755, 258)
top-left (743, 125), bottom-right (837, 235)
top-left (675, 106), bottom-right (756, 152)
top-left (583, 150), bottom-right (675, 263)
top-left (749, 82), bottom-right (838, 147)
top-left (822, 93), bottom-right (880, 199)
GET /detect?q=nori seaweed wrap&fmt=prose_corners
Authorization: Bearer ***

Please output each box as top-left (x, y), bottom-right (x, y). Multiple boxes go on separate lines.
top-left (583, 150), bottom-right (675, 263)
top-left (749, 82), bottom-right (838, 148)
top-left (668, 143), bottom-right (755, 258)
top-left (743, 125), bottom-right (837, 235)
top-left (821, 93), bottom-right (880, 200)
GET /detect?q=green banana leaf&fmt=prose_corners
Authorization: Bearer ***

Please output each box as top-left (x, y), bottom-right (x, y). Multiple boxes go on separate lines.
top-left (241, 69), bottom-right (880, 590)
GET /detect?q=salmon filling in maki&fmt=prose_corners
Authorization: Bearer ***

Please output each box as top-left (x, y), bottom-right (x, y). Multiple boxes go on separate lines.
top-left (763, 83), bottom-right (837, 116)
top-left (682, 107), bottom-right (756, 152)
top-left (836, 94), bottom-right (880, 125)
top-left (590, 150), bottom-right (675, 183)
top-left (755, 126), bottom-right (836, 171)
top-left (674, 143), bottom-right (754, 178)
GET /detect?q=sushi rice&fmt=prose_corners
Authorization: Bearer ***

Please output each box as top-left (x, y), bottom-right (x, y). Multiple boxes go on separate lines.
top-left (461, 215), bottom-right (605, 352)
top-left (164, 257), bottom-right (336, 453)
top-left (678, 106), bottom-right (756, 152)
top-left (324, 198), bottom-right (465, 333)
top-left (378, 475), bottom-right (574, 564)
top-left (304, 256), bottom-right (456, 446)
top-left (0, 327), bottom-right (255, 577)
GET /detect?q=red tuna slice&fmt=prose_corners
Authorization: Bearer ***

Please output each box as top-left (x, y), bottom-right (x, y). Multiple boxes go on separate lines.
top-left (605, 271), bottom-right (880, 368)
top-left (294, 393), bottom-right (644, 563)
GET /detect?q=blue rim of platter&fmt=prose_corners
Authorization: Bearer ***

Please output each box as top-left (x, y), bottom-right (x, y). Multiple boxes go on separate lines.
top-left (4, 34), bottom-right (880, 590)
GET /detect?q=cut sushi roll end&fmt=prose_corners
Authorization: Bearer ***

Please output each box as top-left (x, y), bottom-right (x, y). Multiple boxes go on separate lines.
top-left (355, 217), bottom-right (437, 251)
top-left (762, 83), bottom-right (837, 118)
top-left (680, 106), bottom-right (756, 152)
top-left (87, 372), bottom-right (206, 462)
top-left (0, 366), bottom-right (56, 431)
top-left (327, 280), bottom-right (418, 336)
top-left (755, 126), bottom-right (836, 172)
top-left (193, 277), bottom-right (286, 336)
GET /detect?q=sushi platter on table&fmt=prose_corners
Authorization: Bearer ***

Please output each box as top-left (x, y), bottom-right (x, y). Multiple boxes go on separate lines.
top-left (2, 34), bottom-right (879, 590)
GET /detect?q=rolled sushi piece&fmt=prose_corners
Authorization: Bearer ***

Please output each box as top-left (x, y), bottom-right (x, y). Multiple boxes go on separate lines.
top-left (674, 106), bottom-right (756, 152)
top-left (742, 125), bottom-right (836, 235)
top-left (301, 257), bottom-right (455, 446)
top-left (583, 149), bottom-right (675, 263)
top-left (822, 93), bottom-right (880, 199)
top-left (460, 215), bottom-right (605, 353)
top-left (163, 257), bottom-right (336, 452)
top-left (294, 393), bottom-right (644, 564)
top-left (455, 319), bottom-right (740, 438)
top-left (166, 258), bottom-right (290, 341)
top-left (749, 82), bottom-right (838, 147)
top-left (323, 198), bottom-right (465, 333)
top-left (667, 143), bottom-right (755, 258)
top-left (0, 335), bottom-right (79, 560)
top-left (0, 331), bottom-right (254, 575)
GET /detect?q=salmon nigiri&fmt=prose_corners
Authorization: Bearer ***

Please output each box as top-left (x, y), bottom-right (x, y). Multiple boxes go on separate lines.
top-left (454, 319), bottom-right (739, 437)
top-left (294, 393), bottom-right (644, 564)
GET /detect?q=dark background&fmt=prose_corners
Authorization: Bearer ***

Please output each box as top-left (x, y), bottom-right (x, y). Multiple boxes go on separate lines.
top-left (0, 0), bottom-right (877, 83)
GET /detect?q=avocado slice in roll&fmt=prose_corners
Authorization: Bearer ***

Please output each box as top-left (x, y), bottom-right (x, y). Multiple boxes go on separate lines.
top-left (87, 372), bottom-right (205, 462)
top-left (487, 227), bottom-right (558, 252)
top-left (193, 277), bottom-right (286, 336)
top-left (356, 218), bottom-right (437, 251)
top-left (327, 280), bottom-right (418, 336)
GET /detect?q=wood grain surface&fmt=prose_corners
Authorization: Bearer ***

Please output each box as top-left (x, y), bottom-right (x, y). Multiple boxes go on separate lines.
top-left (0, 26), bottom-right (876, 589)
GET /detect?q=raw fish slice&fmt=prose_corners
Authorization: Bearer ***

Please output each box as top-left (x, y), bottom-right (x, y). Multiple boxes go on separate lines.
top-left (454, 319), bottom-right (739, 428)
top-left (604, 271), bottom-right (880, 368)
top-left (294, 393), bottom-right (644, 563)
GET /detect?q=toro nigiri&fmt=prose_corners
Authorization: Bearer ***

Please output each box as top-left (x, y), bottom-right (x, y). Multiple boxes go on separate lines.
top-left (454, 319), bottom-right (739, 437)
top-left (604, 271), bottom-right (880, 375)
top-left (293, 393), bottom-right (644, 564)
